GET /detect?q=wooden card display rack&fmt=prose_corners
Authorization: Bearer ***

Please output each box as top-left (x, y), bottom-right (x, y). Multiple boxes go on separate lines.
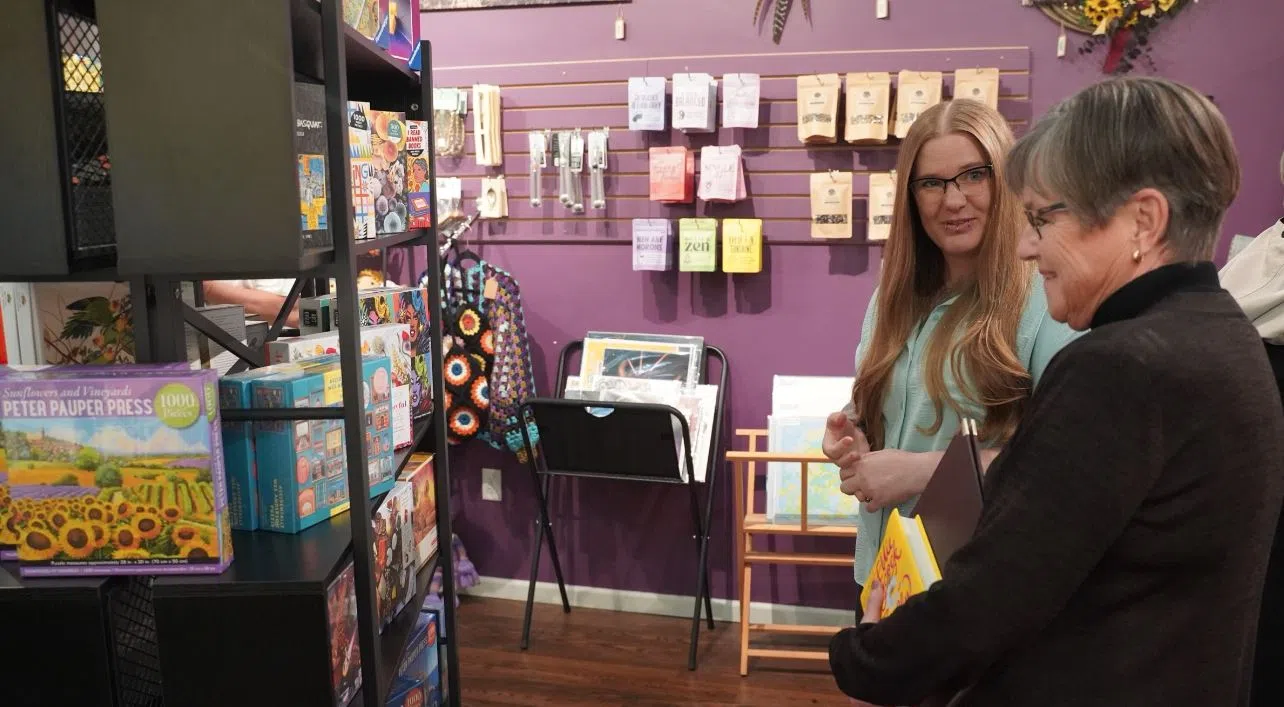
top-left (727, 428), bottom-right (857, 676)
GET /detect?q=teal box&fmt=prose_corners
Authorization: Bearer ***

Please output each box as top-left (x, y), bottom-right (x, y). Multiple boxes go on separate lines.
top-left (250, 354), bottom-right (397, 533)
top-left (219, 360), bottom-right (330, 531)
top-left (218, 374), bottom-right (264, 531)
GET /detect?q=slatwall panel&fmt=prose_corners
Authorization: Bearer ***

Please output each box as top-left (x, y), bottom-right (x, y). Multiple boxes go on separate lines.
top-left (434, 46), bottom-right (1031, 244)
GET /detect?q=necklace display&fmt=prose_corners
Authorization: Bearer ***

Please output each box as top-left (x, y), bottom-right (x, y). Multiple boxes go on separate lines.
top-left (432, 87), bottom-right (467, 158)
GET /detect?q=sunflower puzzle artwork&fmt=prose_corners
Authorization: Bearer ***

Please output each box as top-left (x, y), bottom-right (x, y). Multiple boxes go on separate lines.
top-left (1032, 0), bottom-right (1192, 74)
top-left (0, 367), bottom-right (233, 575)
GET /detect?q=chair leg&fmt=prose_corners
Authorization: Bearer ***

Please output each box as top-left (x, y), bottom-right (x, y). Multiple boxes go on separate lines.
top-left (739, 560), bottom-right (752, 676)
top-left (533, 475), bottom-right (570, 613)
top-left (519, 516), bottom-right (544, 650)
top-left (686, 479), bottom-right (713, 670)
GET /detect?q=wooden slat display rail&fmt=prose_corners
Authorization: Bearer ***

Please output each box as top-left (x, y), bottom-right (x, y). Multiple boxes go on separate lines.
top-left (434, 46), bottom-right (1031, 243)
top-left (727, 427), bottom-right (858, 676)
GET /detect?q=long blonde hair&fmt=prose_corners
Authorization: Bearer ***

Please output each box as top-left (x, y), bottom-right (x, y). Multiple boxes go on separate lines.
top-left (852, 99), bottom-right (1032, 448)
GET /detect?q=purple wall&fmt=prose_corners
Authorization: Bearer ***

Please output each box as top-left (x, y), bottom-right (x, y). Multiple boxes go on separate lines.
top-left (413, 0), bottom-right (1284, 611)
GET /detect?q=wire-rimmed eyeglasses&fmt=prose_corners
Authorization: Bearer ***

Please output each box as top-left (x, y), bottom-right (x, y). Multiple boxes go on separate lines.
top-left (1025, 202), bottom-right (1068, 239)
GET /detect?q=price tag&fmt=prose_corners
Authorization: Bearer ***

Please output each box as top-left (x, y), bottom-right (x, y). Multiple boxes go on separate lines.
top-left (876, 0), bottom-right (888, 19)
top-left (614, 14), bottom-right (625, 40)
top-left (1057, 25), bottom-right (1067, 57)
top-left (569, 133), bottom-right (585, 173)
top-left (483, 278), bottom-right (498, 300)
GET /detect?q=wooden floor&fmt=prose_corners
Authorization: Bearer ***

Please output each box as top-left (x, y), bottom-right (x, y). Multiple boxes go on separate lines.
top-left (456, 596), bottom-right (850, 706)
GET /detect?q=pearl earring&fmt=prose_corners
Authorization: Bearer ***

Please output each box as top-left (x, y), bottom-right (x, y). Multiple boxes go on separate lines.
top-left (1132, 248), bottom-right (1142, 263)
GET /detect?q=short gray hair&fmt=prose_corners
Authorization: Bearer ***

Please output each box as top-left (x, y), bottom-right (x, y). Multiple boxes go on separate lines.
top-left (1006, 77), bottom-right (1239, 261)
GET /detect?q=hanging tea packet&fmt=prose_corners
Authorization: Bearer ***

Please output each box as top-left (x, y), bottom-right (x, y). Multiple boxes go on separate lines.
top-left (678, 218), bottom-right (718, 272)
top-left (722, 73), bottom-right (761, 129)
top-left (649, 146), bottom-right (695, 204)
top-left (697, 145), bottom-right (746, 203)
top-left (893, 71), bottom-right (943, 139)
top-left (628, 76), bottom-right (667, 131)
top-left (722, 218), bottom-right (763, 274)
top-left (673, 73), bottom-right (717, 133)
top-left (844, 72), bottom-right (891, 144)
top-left (796, 73), bottom-right (841, 144)
top-left (810, 171), bottom-right (853, 239)
top-left (867, 172), bottom-right (897, 242)
top-left (632, 219), bottom-right (674, 271)
top-left (953, 67), bottom-right (1000, 111)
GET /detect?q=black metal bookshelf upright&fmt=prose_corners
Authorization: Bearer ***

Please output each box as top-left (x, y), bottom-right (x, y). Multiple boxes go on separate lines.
top-left (0, 2), bottom-right (460, 706)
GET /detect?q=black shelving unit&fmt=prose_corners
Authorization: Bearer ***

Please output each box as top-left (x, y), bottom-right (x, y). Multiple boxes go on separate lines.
top-left (0, 0), bottom-right (117, 279)
top-left (0, 1), bottom-right (460, 706)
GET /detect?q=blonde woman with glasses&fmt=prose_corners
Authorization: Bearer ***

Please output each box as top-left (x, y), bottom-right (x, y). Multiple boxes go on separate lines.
top-left (820, 99), bottom-right (1078, 599)
top-left (831, 77), bottom-right (1284, 707)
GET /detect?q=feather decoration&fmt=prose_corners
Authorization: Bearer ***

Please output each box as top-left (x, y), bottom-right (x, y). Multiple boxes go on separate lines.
top-left (752, 0), bottom-right (766, 25)
top-left (802, 0), bottom-right (811, 23)
top-left (772, 0), bottom-right (791, 44)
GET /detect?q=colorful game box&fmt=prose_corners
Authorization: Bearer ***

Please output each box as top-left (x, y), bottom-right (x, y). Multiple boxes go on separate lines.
top-left (374, 480), bottom-right (416, 630)
top-left (400, 453), bottom-right (437, 567)
top-left (386, 611), bottom-right (441, 707)
top-left (405, 120), bottom-right (432, 230)
top-left (326, 560), bottom-right (363, 706)
top-left (389, 287), bottom-right (434, 419)
top-left (251, 354), bottom-right (395, 533)
top-left (369, 110), bottom-right (408, 235)
top-left (376, 0), bottom-right (420, 63)
top-left (0, 362), bottom-right (195, 559)
top-left (298, 294), bottom-right (333, 336)
top-left (351, 156), bottom-right (378, 242)
top-left (0, 365), bottom-right (233, 576)
top-left (330, 286), bottom-right (404, 331)
top-left (349, 101), bottom-right (378, 242)
top-left (219, 368), bottom-right (274, 531)
top-left (423, 606), bottom-right (448, 705)
top-left (294, 81), bottom-right (330, 249)
top-left (219, 360), bottom-right (325, 531)
top-left (265, 323), bottom-right (414, 449)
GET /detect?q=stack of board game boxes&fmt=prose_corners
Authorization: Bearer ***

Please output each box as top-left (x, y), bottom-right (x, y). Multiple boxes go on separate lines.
top-left (219, 354), bottom-right (396, 533)
top-left (290, 284), bottom-right (435, 434)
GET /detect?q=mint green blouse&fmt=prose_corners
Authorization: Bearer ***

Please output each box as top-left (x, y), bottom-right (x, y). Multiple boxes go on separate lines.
top-left (851, 272), bottom-right (1080, 583)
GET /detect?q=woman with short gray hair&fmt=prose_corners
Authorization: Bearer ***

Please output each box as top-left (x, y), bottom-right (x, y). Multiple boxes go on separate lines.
top-left (829, 77), bottom-right (1284, 707)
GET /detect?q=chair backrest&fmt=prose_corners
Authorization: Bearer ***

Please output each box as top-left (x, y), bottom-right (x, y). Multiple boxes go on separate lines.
top-left (520, 398), bottom-right (688, 483)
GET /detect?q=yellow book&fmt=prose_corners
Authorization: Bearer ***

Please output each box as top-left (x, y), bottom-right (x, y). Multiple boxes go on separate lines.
top-left (860, 508), bottom-right (942, 619)
top-left (722, 218), bottom-right (763, 273)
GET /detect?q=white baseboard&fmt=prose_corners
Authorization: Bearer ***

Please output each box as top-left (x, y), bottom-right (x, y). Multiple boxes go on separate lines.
top-left (461, 575), bottom-right (854, 627)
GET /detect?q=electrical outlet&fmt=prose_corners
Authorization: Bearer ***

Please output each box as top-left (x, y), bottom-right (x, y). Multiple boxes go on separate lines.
top-left (481, 467), bottom-right (502, 502)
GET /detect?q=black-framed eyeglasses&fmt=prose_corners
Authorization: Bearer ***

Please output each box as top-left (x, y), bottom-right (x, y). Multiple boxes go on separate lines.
top-left (908, 164), bottom-right (994, 199)
top-left (1024, 202), bottom-right (1067, 239)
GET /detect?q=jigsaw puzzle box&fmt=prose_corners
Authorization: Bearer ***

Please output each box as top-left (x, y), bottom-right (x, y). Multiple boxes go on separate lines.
top-left (0, 364), bottom-right (232, 576)
top-left (250, 354), bottom-right (396, 533)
